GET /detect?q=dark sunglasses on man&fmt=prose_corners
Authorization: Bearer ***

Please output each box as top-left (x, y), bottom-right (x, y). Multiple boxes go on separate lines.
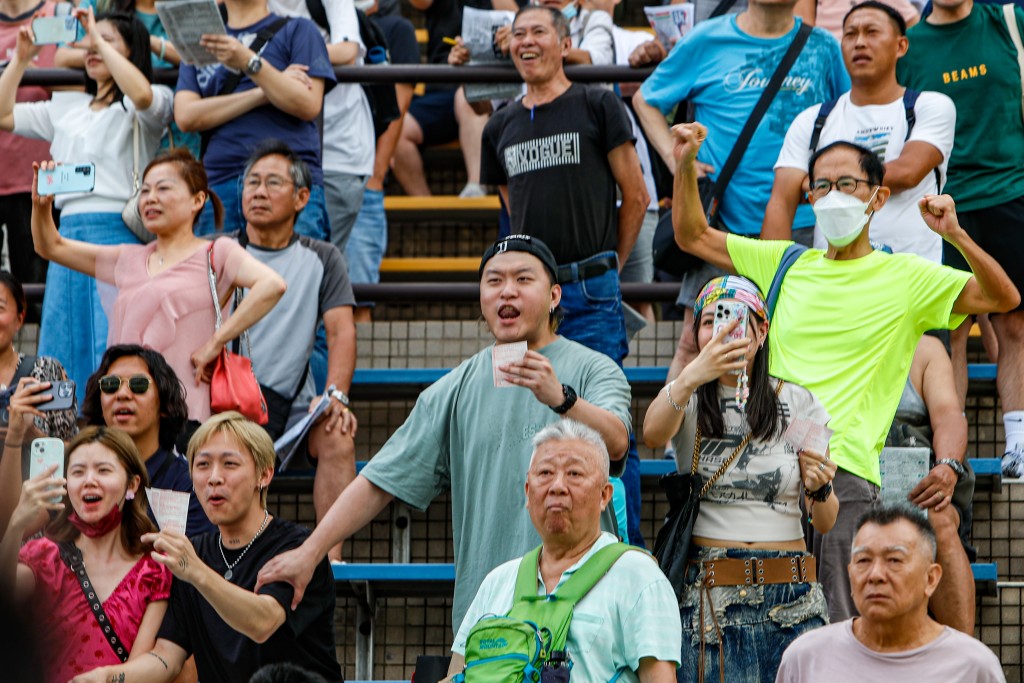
top-left (98, 375), bottom-right (152, 395)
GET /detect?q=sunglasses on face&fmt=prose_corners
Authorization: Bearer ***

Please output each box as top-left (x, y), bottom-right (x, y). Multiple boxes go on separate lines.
top-left (98, 375), bottom-right (152, 395)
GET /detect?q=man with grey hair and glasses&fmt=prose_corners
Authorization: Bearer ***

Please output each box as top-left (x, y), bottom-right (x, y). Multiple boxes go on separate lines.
top-left (776, 503), bottom-right (1004, 681)
top-left (446, 420), bottom-right (680, 682)
top-left (233, 139), bottom-right (358, 563)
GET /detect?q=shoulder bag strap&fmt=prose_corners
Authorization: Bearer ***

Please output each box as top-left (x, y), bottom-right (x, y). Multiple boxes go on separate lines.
top-left (709, 0), bottom-right (741, 19)
top-left (552, 543), bottom-right (633, 604)
top-left (1003, 3), bottom-right (1024, 125)
top-left (11, 354), bottom-right (37, 385)
top-left (766, 243), bottom-right (808, 320)
top-left (130, 115), bottom-right (140, 193)
top-left (206, 242), bottom-right (223, 332)
top-left (57, 542), bottom-right (130, 663)
top-left (709, 22), bottom-right (813, 207)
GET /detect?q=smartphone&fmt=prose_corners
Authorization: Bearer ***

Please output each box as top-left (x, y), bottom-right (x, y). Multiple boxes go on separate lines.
top-left (29, 437), bottom-right (65, 494)
top-left (31, 15), bottom-right (83, 45)
top-left (37, 164), bottom-right (95, 195)
top-left (714, 301), bottom-right (749, 372)
top-left (36, 380), bottom-right (75, 411)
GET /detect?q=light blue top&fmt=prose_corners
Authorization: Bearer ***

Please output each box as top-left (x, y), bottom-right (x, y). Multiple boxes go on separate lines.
top-left (453, 532), bottom-right (682, 683)
top-left (640, 15), bottom-right (849, 235)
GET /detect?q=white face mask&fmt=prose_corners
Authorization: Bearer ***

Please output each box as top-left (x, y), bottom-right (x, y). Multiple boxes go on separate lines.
top-left (354, 0), bottom-right (374, 10)
top-left (812, 187), bottom-right (878, 248)
top-left (561, 2), bottom-right (578, 19)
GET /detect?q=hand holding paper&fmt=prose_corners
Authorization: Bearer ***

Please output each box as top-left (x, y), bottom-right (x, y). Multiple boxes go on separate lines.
top-left (147, 487), bottom-right (190, 535)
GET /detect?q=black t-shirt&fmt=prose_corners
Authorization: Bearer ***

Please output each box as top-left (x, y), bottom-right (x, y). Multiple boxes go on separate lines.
top-left (480, 83), bottom-right (636, 263)
top-left (372, 13), bottom-right (420, 66)
top-left (156, 518), bottom-right (341, 683)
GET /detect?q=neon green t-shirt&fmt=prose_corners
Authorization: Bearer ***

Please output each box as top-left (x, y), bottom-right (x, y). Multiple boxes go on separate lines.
top-left (727, 235), bottom-right (971, 485)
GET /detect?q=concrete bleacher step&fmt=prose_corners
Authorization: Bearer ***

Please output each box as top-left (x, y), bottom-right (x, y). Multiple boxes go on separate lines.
top-left (384, 194), bottom-right (500, 223)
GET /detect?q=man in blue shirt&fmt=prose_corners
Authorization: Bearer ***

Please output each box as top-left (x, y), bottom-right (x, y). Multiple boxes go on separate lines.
top-left (632, 0), bottom-right (848, 382)
top-left (175, 0), bottom-right (336, 240)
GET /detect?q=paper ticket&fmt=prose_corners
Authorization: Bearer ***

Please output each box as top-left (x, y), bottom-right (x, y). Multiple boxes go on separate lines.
top-left (147, 487), bottom-right (190, 535)
top-left (492, 341), bottom-right (528, 387)
top-left (784, 418), bottom-right (833, 454)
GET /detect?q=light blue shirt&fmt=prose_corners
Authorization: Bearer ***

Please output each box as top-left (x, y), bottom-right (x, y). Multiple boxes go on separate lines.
top-left (453, 532), bottom-right (682, 682)
top-left (640, 16), bottom-right (849, 235)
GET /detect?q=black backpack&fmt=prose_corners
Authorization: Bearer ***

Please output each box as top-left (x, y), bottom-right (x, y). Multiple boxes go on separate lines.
top-left (305, 0), bottom-right (401, 138)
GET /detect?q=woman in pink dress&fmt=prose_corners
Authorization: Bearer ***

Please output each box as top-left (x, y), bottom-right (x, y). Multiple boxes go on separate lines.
top-left (0, 426), bottom-right (171, 683)
top-left (29, 148), bottom-right (286, 421)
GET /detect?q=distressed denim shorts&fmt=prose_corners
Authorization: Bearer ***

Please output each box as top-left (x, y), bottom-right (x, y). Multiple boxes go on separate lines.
top-left (677, 546), bottom-right (828, 683)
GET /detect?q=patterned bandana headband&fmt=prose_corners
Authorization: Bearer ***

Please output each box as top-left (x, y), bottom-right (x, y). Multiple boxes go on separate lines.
top-left (693, 275), bottom-right (770, 323)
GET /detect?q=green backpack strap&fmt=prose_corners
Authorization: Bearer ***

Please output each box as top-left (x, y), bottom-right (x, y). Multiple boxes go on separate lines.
top-left (510, 542), bottom-right (635, 653)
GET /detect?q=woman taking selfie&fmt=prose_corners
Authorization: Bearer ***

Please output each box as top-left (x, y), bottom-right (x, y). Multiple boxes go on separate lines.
top-left (643, 275), bottom-right (839, 683)
top-left (0, 9), bottom-right (173, 399)
top-left (30, 149), bottom-right (286, 421)
top-left (0, 427), bottom-right (171, 683)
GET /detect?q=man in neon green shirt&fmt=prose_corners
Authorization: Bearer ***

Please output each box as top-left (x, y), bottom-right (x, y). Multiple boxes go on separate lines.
top-left (668, 122), bottom-right (1019, 621)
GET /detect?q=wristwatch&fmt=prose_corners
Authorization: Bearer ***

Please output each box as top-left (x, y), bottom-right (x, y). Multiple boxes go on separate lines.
top-left (551, 384), bottom-right (578, 415)
top-left (327, 384), bottom-right (350, 407)
top-left (935, 458), bottom-right (966, 481)
top-left (245, 53), bottom-right (263, 76)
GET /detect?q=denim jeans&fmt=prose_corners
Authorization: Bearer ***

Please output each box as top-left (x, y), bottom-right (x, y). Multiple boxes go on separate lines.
top-left (196, 176), bottom-right (331, 241)
top-left (678, 546), bottom-right (828, 683)
top-left (323, 171), bottom-right (368, 252)
top-left (556, 252), bottom-right (628, 365)
top-left (556, 253), bottom-right (643, 545)
top-left (38, 212), bottom-right (139, 404)
top-left (347, 188), bottom-right (388, 302)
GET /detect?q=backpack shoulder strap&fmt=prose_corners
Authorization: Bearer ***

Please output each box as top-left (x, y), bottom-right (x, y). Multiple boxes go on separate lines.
top-left (902, 88), bottom-right (920, 140)
top-left (766, 243), bottom-right (808, 321)
top-left (900, 88), bottom-right (943, 191)
top-left (305, 0), bottom-right (330, 32)
top-left (513, 545), bottom-right (544, 603)
top-left (808, 97), bottom-right (840, 151)
top-left (550, 542), bottom-right (633, 604)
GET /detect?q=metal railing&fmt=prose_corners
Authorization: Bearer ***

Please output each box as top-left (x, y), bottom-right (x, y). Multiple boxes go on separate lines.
top-left (3, 63), bottom-right (656, 88)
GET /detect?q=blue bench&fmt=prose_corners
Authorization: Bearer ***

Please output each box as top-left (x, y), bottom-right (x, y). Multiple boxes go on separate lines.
top-left (349, 364), bottom-right (997, 400)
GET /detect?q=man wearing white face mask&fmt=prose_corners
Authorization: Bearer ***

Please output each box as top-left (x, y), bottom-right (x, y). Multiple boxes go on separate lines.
top-left (669, 123), bottom-right (1020, 622)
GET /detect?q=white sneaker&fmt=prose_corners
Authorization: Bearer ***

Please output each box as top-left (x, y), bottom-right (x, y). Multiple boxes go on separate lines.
top-left (458, 182), bottom-right (486, 199)
top-left (1001, 446), bottom-right (1024, 479)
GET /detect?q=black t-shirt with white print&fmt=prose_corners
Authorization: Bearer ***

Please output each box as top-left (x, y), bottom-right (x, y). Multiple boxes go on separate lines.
top-left (156, 517), bottom-right (341, 683)
top-left (481, 83), bottom-right (635, 264)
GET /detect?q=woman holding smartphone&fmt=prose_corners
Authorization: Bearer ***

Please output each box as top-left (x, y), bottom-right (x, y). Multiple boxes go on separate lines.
top-left (643, 275), bottom-right (839, 683)
top-left (0, 427), bottom-right (171, 683)
top-left (30, 149), bottom-right (286, 422)
top-left (0, 8), bottom-right (172, 403)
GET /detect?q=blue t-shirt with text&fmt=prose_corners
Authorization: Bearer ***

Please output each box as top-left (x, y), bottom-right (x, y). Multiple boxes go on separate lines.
top-left (640, 16), bottom-right (848, 235)
top-left (176, 14), bottom-right (335, 186)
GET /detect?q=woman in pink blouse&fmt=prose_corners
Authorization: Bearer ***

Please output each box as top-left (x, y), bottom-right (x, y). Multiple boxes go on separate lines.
top-left (0, 427), bottom-right (171, 683)
top-left (29, 148), bottom-right (286, 421)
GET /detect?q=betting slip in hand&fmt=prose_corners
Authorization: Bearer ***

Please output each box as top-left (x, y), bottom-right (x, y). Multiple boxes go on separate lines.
top-left (784, 418), bottom-right (833, 454)
top-left (492, 341), bottom-right (527, 387)
top-left (146, 488), bottom-right (190, 535)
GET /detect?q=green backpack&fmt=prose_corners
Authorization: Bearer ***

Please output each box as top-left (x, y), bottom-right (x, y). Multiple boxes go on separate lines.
top-left (454, 542), bottom-right (632, 683)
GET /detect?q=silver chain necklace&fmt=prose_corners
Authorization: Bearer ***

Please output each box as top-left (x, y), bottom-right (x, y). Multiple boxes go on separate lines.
top-left (218, 510), bottom-right (269, 581)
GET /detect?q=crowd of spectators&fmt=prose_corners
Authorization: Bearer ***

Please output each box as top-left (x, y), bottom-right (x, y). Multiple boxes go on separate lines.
top-left (0, 0), bottom-right (1022, 679)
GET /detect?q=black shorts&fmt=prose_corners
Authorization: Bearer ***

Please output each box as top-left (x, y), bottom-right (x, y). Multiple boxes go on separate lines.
top-left (943, 193), bottom-right (1024, 313)
top-left (408, 88), bottom-right (458, 147)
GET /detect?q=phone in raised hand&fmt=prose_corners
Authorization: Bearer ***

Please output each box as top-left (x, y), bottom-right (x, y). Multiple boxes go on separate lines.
top-left (30, 437), bottom-right (65, 502)
top-left (713, 301), bottom-right (749, 372)
top-left (31, 15), bottom-right (83, 45)
top-left (37, 164), bottom-right (95, 195)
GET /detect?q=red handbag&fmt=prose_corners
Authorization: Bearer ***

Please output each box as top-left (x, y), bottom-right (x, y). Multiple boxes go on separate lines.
top-left (206, 243), bottom-right (269, 425)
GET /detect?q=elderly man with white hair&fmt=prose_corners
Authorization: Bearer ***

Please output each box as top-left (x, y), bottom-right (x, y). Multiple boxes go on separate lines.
top-left (446, 420), bottom-right (681, 683)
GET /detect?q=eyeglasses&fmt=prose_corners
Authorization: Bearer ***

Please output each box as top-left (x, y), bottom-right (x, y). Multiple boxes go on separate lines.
top-left (98, 375), bottom-right (152, 395)
top-left (242, 174), bottom-right (295, 192)
top-left (810, 176), bottom-right (875, 198)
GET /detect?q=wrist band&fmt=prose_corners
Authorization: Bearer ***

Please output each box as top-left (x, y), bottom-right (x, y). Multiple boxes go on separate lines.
top-left (664, 381), bottom-right (685, 412)
top-left (4, 442), bottom-right (22, 449)
top-left (159, 37), bottom-right (166, 61)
